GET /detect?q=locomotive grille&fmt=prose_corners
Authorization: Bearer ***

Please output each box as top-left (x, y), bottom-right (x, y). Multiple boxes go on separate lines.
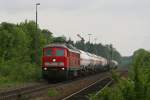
top-left (45, 62), bottom-right (64, 66)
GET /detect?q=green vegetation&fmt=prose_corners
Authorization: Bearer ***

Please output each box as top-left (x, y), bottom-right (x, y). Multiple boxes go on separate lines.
top-left (0, 20), bottom-right (121, 87)
top-left (91, 49), bottom-right (150, 100)
top-left (48, 88), bottom-right (59, 97)
top-left (0, 21), bottom-right (53, 86)
top-left (121, 56), bottom-right (132, 69)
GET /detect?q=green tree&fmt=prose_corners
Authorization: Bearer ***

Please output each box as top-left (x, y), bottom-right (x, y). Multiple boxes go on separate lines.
top-left (53, 36), bottom-right (66, 43)
top-left (91, 49), bottom-right (150, 100)
top-left (0, 22), bottom-right (29, 62)
top-left (0, 21), bottom-right (54, 85)
top-left (19, 20), bottom-right (51, 64)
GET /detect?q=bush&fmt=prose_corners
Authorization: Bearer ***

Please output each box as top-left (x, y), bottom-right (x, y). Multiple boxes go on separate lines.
top-left (48, 89), bottom-right (59, 97)
top-left (9, 62), bottom-right (41, 82)
top-left (0, 21), bottom-right (53, 86)
top-left (0, 60), bottom-right (41, 83)
top-left (91, 49), bottom-right (150, 100)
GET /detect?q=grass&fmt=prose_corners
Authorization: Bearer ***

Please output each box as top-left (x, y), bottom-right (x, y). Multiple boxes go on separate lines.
top-left (48, 88), bottom-right (59, 97)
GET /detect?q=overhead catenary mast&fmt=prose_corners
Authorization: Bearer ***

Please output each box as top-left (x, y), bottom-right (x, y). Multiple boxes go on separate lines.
top-left (77, 34), bottom-right (85, 42)
top-left (76, 34), bottom-right (86, 51)
top-left (88, 34), bottom-right (92, 43)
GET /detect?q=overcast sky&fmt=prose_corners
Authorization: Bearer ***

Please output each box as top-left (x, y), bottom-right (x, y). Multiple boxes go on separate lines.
top-left (0, 0), bottom-right (150, 56)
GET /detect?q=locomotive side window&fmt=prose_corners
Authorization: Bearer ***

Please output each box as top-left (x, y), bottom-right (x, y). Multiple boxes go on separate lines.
top-left (44, 48), bottom-right (52, 56)
top-left (56, 49), bottom-right (64, 56)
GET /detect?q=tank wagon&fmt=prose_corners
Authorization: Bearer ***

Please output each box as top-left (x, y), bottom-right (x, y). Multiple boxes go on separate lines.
top-left (42, 43), bottom-right (118, 80)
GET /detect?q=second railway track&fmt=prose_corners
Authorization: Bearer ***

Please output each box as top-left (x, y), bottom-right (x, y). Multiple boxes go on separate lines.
top-left (62, 77), bottom-right (112, 100)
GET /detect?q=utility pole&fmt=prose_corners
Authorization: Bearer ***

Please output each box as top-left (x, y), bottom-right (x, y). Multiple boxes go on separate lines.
top-left (109, 44), bottom-right (113, 69)
top-left (94, 37), bottom-right (97, 54)
top-left (77, 34), bottom-right (85, 50)
top-left (35, 3), bottom-right (40, 64)
top-left (88, 34), bottom-right (92, 43)
top-left (94, 37), bottom-right (97, 44)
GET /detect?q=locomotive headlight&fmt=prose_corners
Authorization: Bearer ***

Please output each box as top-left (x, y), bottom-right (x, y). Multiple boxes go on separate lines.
top-left (61, 68), bottom-right (65, 70)
top-left (44, 67), bottom-right (47, 70)
top-left (52, 58), bottom-right (56, 62)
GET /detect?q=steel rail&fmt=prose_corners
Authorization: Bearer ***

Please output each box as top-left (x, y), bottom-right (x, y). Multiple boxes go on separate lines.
top-left (62, 76), bottom-right (112, 100)
top-left (0, 82), bottom-right (61, 100)
top-left (94, 79), bottom-right (112, 96)
top-left (0, 72), bottom-right (111, 100)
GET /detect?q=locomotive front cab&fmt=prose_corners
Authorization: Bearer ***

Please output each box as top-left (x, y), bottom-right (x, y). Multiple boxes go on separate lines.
top-left (42, 46), bottom-right (68, 80)
top-left (42, 47), bottom-right (67, 69)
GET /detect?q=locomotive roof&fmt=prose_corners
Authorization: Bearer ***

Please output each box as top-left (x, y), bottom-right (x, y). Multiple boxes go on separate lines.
top-left (44, 43), bottom-right (80, 53)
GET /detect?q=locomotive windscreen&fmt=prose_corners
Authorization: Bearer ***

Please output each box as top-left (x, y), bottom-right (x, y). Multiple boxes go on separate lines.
top-left (44, 47), bottom-right (65, 56)
top-left (56, 49), bottom-right (64, 56)
top-left (44, 48), bottom-right (52, 56)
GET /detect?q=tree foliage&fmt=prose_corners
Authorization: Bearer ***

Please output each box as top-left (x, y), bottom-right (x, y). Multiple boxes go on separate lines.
top-left (91, 49), bottom-right (150, 100)
top-left (53, 36), bottom-right (66, 43)
top-left (0, 22), bottom-right (29, 62)
top-left (0, 21), bottom-right (53, 85)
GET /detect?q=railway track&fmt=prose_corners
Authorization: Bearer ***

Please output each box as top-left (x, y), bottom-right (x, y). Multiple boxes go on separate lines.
top-left (62, 77), bottom-right (112, 100)
top-left (0, 72), bottom-right (113, 100)
top-left (0, 82), bottom-right (62, 100)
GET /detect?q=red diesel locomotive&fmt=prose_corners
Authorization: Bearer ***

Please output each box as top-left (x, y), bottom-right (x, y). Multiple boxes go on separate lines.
top-left (42, 43), bottom-right (118, 80)
top-left (42, 43), bottom-right (80, 80)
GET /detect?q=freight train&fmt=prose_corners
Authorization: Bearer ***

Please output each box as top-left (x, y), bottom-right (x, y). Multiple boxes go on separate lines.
top-left (42, 43), bottom-right (118, 80)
